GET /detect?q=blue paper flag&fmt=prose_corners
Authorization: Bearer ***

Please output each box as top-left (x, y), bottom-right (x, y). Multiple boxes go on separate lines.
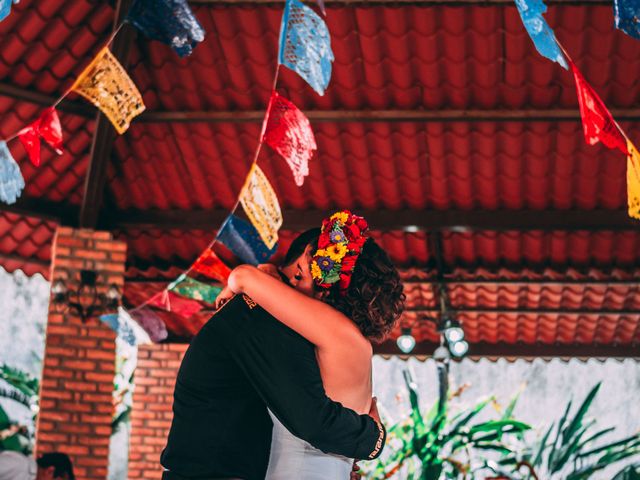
top-left (614, 0), bottom-right (640, 39)
top-left (100, 308), bottom-right (152, 346)
top-left (0, 141), bottom-right (25, 205)
top-left (514, 0), bottom-right (568, 69)
top-left (127, 0), bottom-right (205, 57)
top-left (278, 0), bottom-right (334, 96)
top-left (217, 214), bottom-right (278, 265)
top-left (0, 0), bottom-right (18, 23)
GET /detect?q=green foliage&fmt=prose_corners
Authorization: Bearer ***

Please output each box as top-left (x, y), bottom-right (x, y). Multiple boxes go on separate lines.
top-left (0, 364), bottom-right (39, 399)
top-left (0, 364), bottom-right (38, 454)
top-left (612, 464), bottom-right (640, 480)
top-left (365, 367), bottom-right (531, 479)
top-left (483, 383), bottom-right (640, 480)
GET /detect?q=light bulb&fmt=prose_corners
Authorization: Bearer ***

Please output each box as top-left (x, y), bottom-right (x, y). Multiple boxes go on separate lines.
top-left (51, 280), bottom-right (66, 296)
top-left (445, 326), bottom-right (464, 344)
top-left (433, 345), bottom-right (450, 362)
top-left (450, 340), bottom-right (469, 358)
top-left (107, 284), bottom-right (120, 300)
top-left (397, 328), bottom-right (416, 354)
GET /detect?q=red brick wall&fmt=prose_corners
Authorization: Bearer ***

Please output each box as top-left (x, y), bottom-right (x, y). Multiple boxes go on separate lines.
top-left (36, 227), bottom-right (126, 480)
top-left (128, 343), bottom-right (187, 480)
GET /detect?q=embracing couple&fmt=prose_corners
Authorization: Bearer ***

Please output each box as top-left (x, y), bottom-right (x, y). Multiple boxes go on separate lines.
top-left (161, 211), bottom-right (405, 480)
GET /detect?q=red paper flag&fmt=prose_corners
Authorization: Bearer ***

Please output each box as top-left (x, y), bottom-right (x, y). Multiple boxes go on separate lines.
top-left (18, 107), bottom-right (63, 167)
top-left (149, 290), bottom-right (203, 318)
top-left (192, 248), bottom-right (232, 282)
top-left (569, 61), bottom-right (628, 155)
top-left (263, 92), bottom-right (316, 186)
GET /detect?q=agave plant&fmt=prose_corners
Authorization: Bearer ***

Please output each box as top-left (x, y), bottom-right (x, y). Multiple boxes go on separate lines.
top-left (365, 363), bottom-right (531, 479)
top-left (483, 383), bottom-right (640, 480)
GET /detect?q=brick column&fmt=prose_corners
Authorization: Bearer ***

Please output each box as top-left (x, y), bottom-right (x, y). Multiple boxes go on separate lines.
top-left (128, 344), bottom-right (187, 480)
top-left (36, 227), bottom-right (126, 480)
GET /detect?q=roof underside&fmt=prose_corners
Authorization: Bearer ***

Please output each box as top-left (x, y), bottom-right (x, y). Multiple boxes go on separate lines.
top-left (1, 0), bottom-right (639, 357)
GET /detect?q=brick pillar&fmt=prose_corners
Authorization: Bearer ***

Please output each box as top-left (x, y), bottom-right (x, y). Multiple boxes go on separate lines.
top-left (36, 227), bottom-right (126, 480)
top-left (128, 344), bottom-right (187, 480)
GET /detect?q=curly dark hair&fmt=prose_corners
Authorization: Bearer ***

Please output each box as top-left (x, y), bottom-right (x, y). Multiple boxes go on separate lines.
top-left (311, 237), bottom-right (405, 342)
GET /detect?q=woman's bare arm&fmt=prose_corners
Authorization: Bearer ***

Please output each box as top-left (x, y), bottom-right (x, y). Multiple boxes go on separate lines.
top-left (224, 265), bottom-right (367, 352)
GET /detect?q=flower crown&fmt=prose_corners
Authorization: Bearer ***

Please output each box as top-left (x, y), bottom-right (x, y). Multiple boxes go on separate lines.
top-left (311, 210), bottom-right (369, 294)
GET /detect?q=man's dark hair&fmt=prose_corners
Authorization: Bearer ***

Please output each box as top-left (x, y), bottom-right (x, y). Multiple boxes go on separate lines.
top-left (283, 228), bottom-right (321, 266)
top-left (37, 452), bottom-right (75, 480)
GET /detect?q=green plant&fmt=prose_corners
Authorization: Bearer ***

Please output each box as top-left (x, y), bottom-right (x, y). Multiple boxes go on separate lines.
top-left (0, 364), bottom-right (39, 400)
top-left (612, 464), bottom-right (640, 480)
top-left (0, 363), bottom-right (39, 453)
top-left (483, 383), bottom-right (640, 480)
top-left (365, 364), bottom-right (531, 480)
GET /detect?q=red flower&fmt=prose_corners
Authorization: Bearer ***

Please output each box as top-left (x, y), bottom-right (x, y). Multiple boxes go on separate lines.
top-left (355, 217), bottom-right (368, 231)
top-left (341, 255), bottom-right (357, 273)
top-left (338, 272), bottom-right (351, 291)
top-left (344, 223), bottom-right (361, 241)
top-left (318, 233), bottom-right (331, 249)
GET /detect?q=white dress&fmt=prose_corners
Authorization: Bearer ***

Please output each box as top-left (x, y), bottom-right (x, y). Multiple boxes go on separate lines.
top-left (265, 410), bottom-right (353, 480)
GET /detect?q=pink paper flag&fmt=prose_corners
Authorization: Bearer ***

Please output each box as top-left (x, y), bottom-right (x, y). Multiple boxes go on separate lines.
top-left (149, 290), bottom-right (203, 318)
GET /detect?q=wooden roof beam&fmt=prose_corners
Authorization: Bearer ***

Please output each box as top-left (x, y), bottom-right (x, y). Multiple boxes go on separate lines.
top-left (79, 0), bottom-right (136, 228)
top-left (374, 341), bottom-right (640, 357)
top-left (407, 306), bottom-right (640, 315)
top-left (0, 197), bottom-right (79, 225)
top-left (191, 0), bottom-right (610, 5)
top-left (0, 82), bottom-right (93, 118)
top-left (3, 200), bottom-right (640, 231)
top-left (136, 108), bottom-right (640, 123)
top-left (109, 208), bottom-right (640, 231)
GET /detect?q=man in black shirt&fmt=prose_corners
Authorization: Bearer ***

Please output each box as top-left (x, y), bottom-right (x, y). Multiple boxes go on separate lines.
top-left (161, 234), bottom-right (385, 480)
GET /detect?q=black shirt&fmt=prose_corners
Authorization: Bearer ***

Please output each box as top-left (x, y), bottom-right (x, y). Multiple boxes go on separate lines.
top-left (161, 294), bottom-right (385, 480)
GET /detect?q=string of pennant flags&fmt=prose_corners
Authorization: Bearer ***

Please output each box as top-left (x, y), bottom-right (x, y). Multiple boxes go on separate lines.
top-left (1, 0), bottom-right (639, 344)
top-left (0, 0), bottom-right (331, 342)
top-left (0, 0), bottom-right (207, 203)
top-left (124, 0), bottom-right (331, 335)
top-left (119, 0), bottom-right (640, 344)
top-left (513, 0), bottom-right (640, 221)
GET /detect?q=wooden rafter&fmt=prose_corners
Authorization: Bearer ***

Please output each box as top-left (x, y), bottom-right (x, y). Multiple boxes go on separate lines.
top-left (0, 82), bottom-right (93, 118)
top-left (407, 306), bottom-right (640, 315)
top-left (108, 207), bottom-right (640, 231)
top-left (6, 79), bottom-right (640, 124)
top-left (136, 108), bottom-right (640, 123)
top-left (3, 200), bottom-right (640, 231)
top-left (126, 275), bottom-right (640, 285)
top-left (374, 341), bottom-right (640, 357)
top-left (4, 84), bottom-right (640, 124)
top-left (78, 0), bottom-right (136, 229)
top-left (190, 0), bottom-right (609, 5)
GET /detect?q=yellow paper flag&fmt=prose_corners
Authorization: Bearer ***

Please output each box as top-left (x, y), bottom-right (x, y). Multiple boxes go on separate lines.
top-left (239, 165), bottom-right (282, 249)
top-left (626, 139), bottom-right (640, 220)
top-left (72, 47), bottom-right (145, 134)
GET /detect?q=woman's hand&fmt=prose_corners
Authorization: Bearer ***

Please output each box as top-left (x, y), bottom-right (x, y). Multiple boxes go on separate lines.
top-left (214, 285), bottom-right (235, 310)
top-left (214, 264), bottom-right (282, 310)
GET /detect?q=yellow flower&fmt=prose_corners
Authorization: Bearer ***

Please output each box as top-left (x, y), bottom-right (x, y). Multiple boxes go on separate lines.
top-left (311, 261), bottom-right (322, 279)
top-left (325, 243), bottom-right (348, 261)
top-left (330, 211), bottom-right (349, 225)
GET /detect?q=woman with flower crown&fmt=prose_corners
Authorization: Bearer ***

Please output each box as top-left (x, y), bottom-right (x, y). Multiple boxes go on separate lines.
top-left (215, 210), bottom-right (405, 479)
